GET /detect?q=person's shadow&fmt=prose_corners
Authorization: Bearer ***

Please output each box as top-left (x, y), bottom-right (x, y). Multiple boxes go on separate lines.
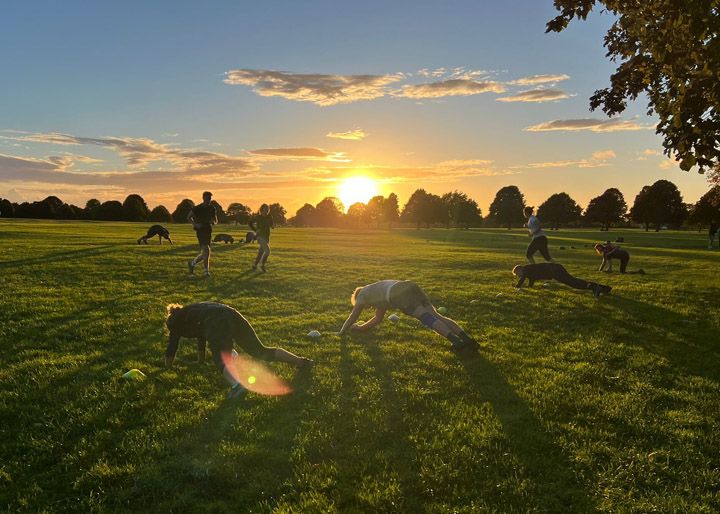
top-left (460, 353), bottom-right (598, 513)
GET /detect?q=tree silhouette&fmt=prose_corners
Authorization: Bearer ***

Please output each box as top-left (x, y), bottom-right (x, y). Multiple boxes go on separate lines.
top-left (688, 185), bottom-right (720, 228)
top-left (314, 197), bottom-right (344, 227)
top-left (291, 203), bottom-right (317, 227)
top-left (226, 203), bottom-right (252, 225)
top-left (0, 198), bottom-right (14, 218)
top-left (488, 186), bottom-right (525, 229)
top-left (84, 199), bottom-right (101, 220)
top-left (148, 205), bottom-right (173, 222)
top-left (269, 203), bottom-right (287, 225)
top-left (365, 195), bottom-right (385, 227)
top-left (383, 193), bottom-right (400, 228)
top-left (346, 202), bottom-right (367, 228)
top-left (401, 189), bottom-right (445, 228)
top-left (95, 200), bottom-right (124, 221)
top-left (630, 180), bottom-right (687, 231)
top-left (537, 192), bottom-right (582, 230)
top-left (172, 199), bottom-right (195, 223)
top-left (584, 188), bottom-right (627, 231)
top-left (122, 194), bottom-right (150, 221)
top-left (442, 191), bottom-right (482, 229)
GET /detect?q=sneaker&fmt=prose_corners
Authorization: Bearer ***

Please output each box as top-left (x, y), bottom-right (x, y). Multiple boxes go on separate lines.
top-left (187, 259), bottom-right (195, 275)
top-left (458, 332), bottom-right (480, 352)
top-left (601, 285), bottom-right (612, 295)
top-left (203, 271), bottom-right (211, 278)
top-left (260, 265), bottom-right (266, 273)
top-left (227, 383), bottom-right (247, 400)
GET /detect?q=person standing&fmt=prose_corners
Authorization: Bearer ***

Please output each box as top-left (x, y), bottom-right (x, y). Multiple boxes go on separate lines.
top-left (187, 191), bottom-right (217, 277)
top-left (524, 206), bottom-right (555, 264)
top-left (249, 203), bottom-right (274, 272)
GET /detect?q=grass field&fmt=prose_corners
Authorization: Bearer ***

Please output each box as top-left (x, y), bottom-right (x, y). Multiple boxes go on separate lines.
top-left (1, 220), bottom-right (718, 513)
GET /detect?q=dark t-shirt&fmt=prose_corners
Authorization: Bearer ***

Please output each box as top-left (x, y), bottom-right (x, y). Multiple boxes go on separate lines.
top-left (250, 214), bottom-right (274, 241)
top-left (147, 225), bottom-right (169, 237)
top-left (165, 302), bottom-right (255, 357)
top-left (515, 263), bottom-right (563, 287)
top-left (191, 203), bottom-right (216, 228)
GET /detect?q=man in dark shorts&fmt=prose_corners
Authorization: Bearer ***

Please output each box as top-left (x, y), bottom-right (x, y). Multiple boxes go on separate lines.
top-left (338, 279), bottom-right (479, 356)
top-left (249, 203), bottom-right (274, 272)
top-left (137, 225), bottom-right (173, 245)
top-left (164, 302), bottom-right (314, 399)
top-left (187, 191), bottom-right (217, 277)
top-left (524, 206), bottom-right (555, 264)
top-left (512, 263), bottom-right (612, 297)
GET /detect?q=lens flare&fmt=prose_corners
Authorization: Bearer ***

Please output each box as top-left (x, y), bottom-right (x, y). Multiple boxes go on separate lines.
top-left (221, 351), bottom-right (292, 396)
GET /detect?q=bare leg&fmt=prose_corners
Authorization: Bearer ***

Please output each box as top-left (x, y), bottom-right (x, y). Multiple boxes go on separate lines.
top-left (411, 305), bottom-right (462, 337)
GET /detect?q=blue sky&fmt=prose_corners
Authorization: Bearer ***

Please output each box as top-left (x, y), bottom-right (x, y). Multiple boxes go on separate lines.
top-left (0, 1), bottom-right (710, 212)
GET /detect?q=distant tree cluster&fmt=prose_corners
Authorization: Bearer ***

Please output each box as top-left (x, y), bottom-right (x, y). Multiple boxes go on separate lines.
top-left (1, 180), bottom-right (716, 231)
top-left (0, 194), bottom-right (288, 226)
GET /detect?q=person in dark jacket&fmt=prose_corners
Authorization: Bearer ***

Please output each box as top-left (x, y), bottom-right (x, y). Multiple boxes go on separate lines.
top-left (187, 191), bottom-right (217, 277)
top-left (137, 225), bottom-right (173, 245)
top-left (512, 263), bottom-right (612, 297)
top-left (164, 302), bottom-right (313, 399)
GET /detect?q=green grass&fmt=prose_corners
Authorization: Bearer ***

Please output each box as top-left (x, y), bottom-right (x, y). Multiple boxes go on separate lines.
top-left (1, 220), bottom-right (719, 513)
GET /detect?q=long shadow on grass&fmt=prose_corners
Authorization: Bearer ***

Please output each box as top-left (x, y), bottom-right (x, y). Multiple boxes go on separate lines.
top-left (0, 244), bottom-right (117, 268)
top-left (461, 354), bottom-right (598, 513)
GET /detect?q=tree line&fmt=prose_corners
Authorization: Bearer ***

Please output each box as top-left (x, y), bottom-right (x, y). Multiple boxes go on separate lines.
top-left (1, 180), bottom-right (719, 231)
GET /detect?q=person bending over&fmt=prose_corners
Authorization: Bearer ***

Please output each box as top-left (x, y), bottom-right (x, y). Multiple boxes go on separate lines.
top-left (187, 191), bottom-right (217, 277)
top-left (137, 225), bottom-right (173, 245)
top-left (512, 263), bottom-right (611, 297)
top-left (249, 204), bottom-right (274, 272)
top-left (338, 280), bottom-right (478, 356)
top-left (524, 206), bottom-right (555, 264)
top-left (594, 242), bottom-right (643, 274)
top-left (164, 302), bottom-right (313, 399)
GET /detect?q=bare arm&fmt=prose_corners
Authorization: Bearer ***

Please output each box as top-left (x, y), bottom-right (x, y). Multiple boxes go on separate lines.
top-left (352, 308), bottom-right (386, 332)
top-left (339, 304), bottom-right (364, 335)
top-left (599, 256), bottom-right (607, 271)
top-left (165, 333), bottom-right (180, 367)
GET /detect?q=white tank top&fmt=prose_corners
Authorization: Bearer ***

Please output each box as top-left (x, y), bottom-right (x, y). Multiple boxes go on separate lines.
top-left (355, 280), bottom-right (400, 309)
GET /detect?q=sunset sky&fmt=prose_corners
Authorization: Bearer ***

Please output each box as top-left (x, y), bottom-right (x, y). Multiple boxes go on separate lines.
top-left (0, 1), bottom-right (711, 214)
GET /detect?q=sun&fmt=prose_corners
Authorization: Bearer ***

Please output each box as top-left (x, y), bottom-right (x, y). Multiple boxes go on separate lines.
top-left (337, 176), bottom-right (380, 210)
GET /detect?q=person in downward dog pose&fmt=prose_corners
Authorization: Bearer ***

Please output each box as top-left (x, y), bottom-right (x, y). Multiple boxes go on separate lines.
top-left (137, 225), bottom-right (173, 245)
top-left (164, 302), bottom-right (314, 399)
top-left (524, 206), bottom-right (555, 264)
top-left (338, 280), bottom-right (479, 356)
top-left (512, 263), bottom-right (612, 297)
top-left (249, 204), bottom-right (274, 272)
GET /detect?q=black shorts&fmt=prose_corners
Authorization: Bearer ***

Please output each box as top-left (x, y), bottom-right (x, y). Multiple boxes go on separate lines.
top-left (195, 226), bottom-right (212, 246)
top-left (205, 314), bottom-right (275, 368)
top-left (389, 281), bottom-right (431, 315)
top-left (527, 235), bottom-right (552, 261)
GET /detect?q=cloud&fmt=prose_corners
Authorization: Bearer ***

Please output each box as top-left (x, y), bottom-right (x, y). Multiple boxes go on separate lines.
top-left (496, 88), bottom-right (569, 103)
top-left (223, 69), bottom-right (404, 106)
top-left (326, 129), bottom-right (367, 141)
top-left (249, 147), bottom-right (348, 161)
top-left (1, 132), bottom-right (256, 174)
top-left (510, 74), bottom-right (570, 85)
top-left (637, 148), bottom-right (662, 161)
top-left (396, 79), bottom-right (505, 99)
top-left (517, 149), bottom-right (616, 170)
top-left (524, 118), bottom-right (654, 132)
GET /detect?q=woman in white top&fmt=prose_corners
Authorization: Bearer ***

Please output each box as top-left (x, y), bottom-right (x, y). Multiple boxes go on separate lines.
top-left (524, 206), bottom-right (555, 264)
top-left (338, 280), bottom-right (478, 356)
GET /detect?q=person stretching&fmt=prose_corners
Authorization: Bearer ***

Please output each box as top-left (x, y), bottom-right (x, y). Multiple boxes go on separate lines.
top-left (164, 302), bottom-right (314, 399)
top-left (524, 206), bottom-right (555, 264)
top-left (187, 191), bottom-right (217, 277)
top-left (594, 242), bottom-right (644, 274)
top-left (338, 280), bottom-right (479, 356)
top-left (249, 204), bottom-right (274, 272)
top-left (137, 225), bottom-right (173, 245)
top-left (512, 263), bottom-right (612, 297)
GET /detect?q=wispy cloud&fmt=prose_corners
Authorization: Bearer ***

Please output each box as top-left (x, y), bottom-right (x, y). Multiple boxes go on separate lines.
top-left (326, 129), bottom-right (367, 141)
top-left (224, 69), bottom-right (404, 106)
top-left (516, 149), bottom-right (616, 170)
top-left (396, 79), bottom-right (505, 99)
top-left (525, 118), bottom-right (653, 132)
top-left (637, 148), bottom-right (662, 161)
top-left (510, 74), bottom-right (570, 85)
top-left (1, 131), bottom-right (256, 174)
top-left (497, 88), bottom-right (569, 103)
top-left (249, 147), bottom-right (348, 161)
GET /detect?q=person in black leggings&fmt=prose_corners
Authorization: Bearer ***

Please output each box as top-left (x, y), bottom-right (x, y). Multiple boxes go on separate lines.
top-left (137, 225), bottom-right (173, 245)
top-left (512, 263), bottom-right (612, 297)
top-left (524, 206), bottom-right (554, 264)
top-left (164, 302), bottom-right (313, 398)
